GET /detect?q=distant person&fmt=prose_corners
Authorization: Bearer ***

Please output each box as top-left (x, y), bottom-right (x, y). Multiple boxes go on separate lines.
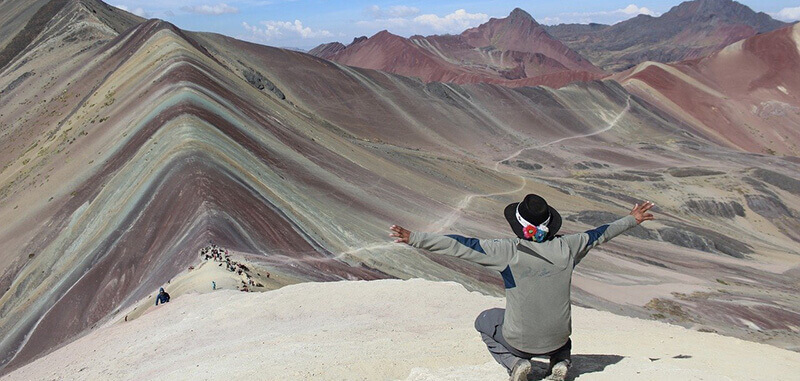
top-left (212, 281), bottom-right (216, 290)
top-left (391, 195), bottom-right (655, 381)
top-left (155, 287), bottom-right (170, 306)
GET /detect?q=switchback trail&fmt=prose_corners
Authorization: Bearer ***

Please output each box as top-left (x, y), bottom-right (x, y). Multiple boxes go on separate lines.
top-left (494, 96), bottom-right (632, 171)
top-left (435, 95), bottom-right (633, 232)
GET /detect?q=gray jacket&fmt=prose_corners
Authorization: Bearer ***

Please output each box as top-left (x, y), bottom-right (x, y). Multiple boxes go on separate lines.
top-left (409, 215), bottom-right (637, 354)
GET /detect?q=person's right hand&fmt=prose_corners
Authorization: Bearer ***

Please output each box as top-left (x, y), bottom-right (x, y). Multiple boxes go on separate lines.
top-left (390, 225), bottom-right (411, 244)
top-left (630, 201), bottom-right (655, 224)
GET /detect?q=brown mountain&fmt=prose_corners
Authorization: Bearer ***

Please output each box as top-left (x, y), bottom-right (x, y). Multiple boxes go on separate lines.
top-left (460, 8), bottom-right (598, 73)
top-left (546, 0), bottom-right (788, 71)
top-left (616, 22), bottom-right (800, 156)
top-left (310, 8), bottom-right (605, 88)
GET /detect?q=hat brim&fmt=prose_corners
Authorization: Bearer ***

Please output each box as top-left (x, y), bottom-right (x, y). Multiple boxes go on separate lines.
top-left (504, 202), bottom-right (562, 241)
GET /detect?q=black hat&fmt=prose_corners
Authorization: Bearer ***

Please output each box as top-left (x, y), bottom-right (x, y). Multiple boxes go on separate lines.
top-left (504, 194), bottom-right (562, 241)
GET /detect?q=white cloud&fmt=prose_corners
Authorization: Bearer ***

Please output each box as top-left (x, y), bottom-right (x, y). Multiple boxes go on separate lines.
top-left (181, 3), bottom-right (239, 15)
top-left (357, 8), bottom-right (489, 35)
top-left (413, 9), bottom-right (490, 33)
top-left (618, 4), bottom-right (656, 16)
top-left (366, 5), bottom-right (420, 18)
top-left (242, 20), bottom-right (332, 42)
top-left (772, 6), bottom-right (800, 21)
top-left (545, 4), bottom-right (660, 25)
top-left (114, 4), bottom-right (150, 18)
top-left (542, 17), bottom-right (562, 25)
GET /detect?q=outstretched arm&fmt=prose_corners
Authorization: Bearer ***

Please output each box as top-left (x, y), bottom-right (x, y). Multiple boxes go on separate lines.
top-left (390, 225), bottom-right (514, 272)
top-left (563, 201), bottom-right (655, 265)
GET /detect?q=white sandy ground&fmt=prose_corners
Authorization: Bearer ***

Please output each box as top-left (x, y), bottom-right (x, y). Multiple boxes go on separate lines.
top-left (4, 279), bottom-right (800, 381)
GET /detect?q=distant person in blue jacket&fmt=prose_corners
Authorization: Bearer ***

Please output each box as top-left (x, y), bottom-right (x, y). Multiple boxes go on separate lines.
top-left (155, 287), bottom-right (170, 305)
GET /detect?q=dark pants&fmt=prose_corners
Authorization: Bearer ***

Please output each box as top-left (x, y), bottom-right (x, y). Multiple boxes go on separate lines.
top-left (474, 308), bottom-right (571, 372)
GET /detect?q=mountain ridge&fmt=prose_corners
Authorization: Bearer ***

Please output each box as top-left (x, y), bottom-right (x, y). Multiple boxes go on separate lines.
top-left (546, 0), bottom-right (788, 71)
top-left (311, 9), bottom-right (604, 88)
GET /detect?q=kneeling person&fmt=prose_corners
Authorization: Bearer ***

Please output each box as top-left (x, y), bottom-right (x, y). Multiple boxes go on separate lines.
top-left (390, 195), bottom-right (654, 381)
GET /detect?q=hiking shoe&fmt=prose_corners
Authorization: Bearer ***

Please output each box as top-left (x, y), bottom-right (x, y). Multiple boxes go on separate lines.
top-left (509, 359), bottom-right (532, 381)
top-left (544, 360), bottom-right (570, 380)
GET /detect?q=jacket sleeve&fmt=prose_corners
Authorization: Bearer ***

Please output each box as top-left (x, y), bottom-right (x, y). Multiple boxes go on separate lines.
top-left (562, 215), bottom-right (637, 266)
top-left (408, 232), bottom-right (515, 272)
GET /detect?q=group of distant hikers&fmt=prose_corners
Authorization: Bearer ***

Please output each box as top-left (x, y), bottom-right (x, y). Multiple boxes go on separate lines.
top-left (154, 243), bottom-right (271, 307)
top-left (391, 194), bottom-right (655, 381)
top-left (199, 243), bottom-right (268, 292)
top-left (201, 244), bottom-right (227, 261)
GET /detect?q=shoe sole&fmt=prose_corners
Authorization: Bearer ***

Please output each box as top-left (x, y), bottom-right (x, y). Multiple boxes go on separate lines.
top-left (544, 362), bottom-right (568, 381)
top-left (509, 360), bottom-right (532, 381)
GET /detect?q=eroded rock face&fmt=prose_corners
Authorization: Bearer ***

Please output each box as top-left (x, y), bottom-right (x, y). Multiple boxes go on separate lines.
top-left (0, 71), bottom-right (33, 94)
top-left (667, 167), bottom-right (725, 178)
top-left (746, 194), bottom-right (800, 242)
top-left (682, 199), bottom-right (745, 218)
top-left (752, 169), bottom-right (800, 196)
top-left (746, 194), bottom-right (792, 217)
top-left (573, 161), bottom-right (609, 170)
top-left (658, 226), bottom-right (752, 258)
top-left (241, 67), bottom-right (285, 100)
top-left (659, 228), bottom-right (717, 253)
top-left (501, 160), bottom-right (542, 171)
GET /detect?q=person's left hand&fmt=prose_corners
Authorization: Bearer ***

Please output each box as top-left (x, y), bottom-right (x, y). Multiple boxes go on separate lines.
top-left (390, 225), bottom-right (411, 244)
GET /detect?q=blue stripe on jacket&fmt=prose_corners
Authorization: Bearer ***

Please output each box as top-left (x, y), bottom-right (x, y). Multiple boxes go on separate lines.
top-left (586, 225), bottom-right (609, 247)
top-left (445, 234), bottom-right (485, 254)
top-left (500, 266), bottom-right (517, 289)
top-left (445, 235), bottom-right (516, 289)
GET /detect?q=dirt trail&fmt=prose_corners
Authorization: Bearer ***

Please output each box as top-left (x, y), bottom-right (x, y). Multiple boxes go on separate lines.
top-left (432, 96), bottom-right (633, 233)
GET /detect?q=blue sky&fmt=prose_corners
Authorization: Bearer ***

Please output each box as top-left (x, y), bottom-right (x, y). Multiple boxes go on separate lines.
top-left (111, 1), bottom-right (800, 49)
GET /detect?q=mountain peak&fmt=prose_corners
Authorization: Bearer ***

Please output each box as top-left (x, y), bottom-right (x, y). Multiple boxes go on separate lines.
top-left (665, 0), bottom-right (786, 32)
top-left (508, 8), bottom-right (534, 21)
top-left (670, 0), bottom-right (753, 16)
top-left (686, 0), bottom-right (745, 13)
top-left (458, 7), bottom-right (601, 74)
top-left (372, 29), bottom-right (397, 38)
